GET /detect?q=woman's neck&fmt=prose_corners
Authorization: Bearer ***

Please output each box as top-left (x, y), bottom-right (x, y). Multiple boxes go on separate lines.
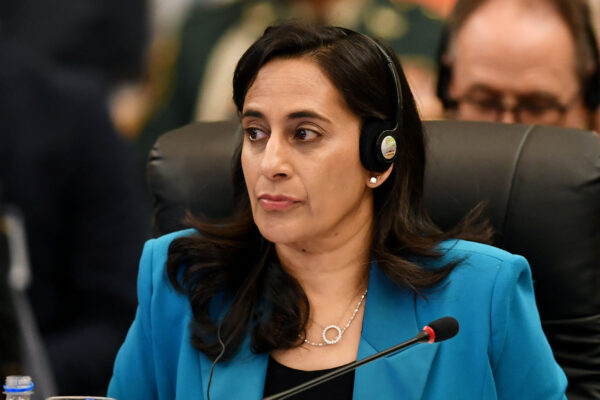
top-left (274, 216), bottom-right (372, 302)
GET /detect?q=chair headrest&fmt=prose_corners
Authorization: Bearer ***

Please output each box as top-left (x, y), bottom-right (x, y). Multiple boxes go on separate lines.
top-left (147, 120), bottom-right (240, 235)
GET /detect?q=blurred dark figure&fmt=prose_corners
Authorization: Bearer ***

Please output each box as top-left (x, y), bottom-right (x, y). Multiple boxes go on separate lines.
top-left (0, 35), bottom-right (149, 395)
top-left (0, 0), bottom-right (147, 88)
top-left (0, 0), bottom-right (149, 394)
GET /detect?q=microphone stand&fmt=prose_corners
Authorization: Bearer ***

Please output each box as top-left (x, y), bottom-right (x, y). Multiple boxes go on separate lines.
top-left (262, 331), bottom-right (429, 400)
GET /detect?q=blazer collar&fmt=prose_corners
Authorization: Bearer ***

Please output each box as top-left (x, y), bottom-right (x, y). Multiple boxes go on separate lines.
top-left (197, 262), bottom-right (439, 400)
top-left (353, 263), bottom-right (440, 400)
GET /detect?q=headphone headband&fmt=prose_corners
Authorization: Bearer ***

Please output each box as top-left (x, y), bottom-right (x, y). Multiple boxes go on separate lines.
top-left (367, 38), bottom-right (403, 134)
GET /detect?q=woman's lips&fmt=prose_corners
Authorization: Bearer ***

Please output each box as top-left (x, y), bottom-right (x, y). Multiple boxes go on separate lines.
top-left (258, 194), bottom-right (301, 211)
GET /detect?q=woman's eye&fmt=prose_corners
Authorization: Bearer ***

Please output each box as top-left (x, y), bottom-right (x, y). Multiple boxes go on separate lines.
top-left (294, 128), bottom-right (320, 141)
top-left (245, 127), bottom-right (268, 141)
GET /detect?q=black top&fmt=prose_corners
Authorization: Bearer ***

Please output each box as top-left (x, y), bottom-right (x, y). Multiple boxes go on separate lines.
top-left (263, 356), bottom-right (355, 399)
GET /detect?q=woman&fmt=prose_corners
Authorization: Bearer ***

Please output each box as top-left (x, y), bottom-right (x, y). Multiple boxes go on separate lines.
top-left (108, 23), bottom-right (566, 399)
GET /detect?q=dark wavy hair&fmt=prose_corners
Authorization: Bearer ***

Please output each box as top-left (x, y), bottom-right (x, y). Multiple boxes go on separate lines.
top-left (167, 22), bottom-right (492, 360)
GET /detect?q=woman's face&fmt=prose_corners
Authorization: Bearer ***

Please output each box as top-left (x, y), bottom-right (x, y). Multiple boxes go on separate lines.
top-left (241, 57), bottom-right (375, 249)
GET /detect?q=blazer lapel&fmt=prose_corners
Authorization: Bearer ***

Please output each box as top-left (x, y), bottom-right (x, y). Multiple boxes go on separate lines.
top-left (354, 263), bottom-right (440, 400)
top-left (199, 336), bottom-right (268, 400)
top-left (196, 263), bottom-right (439, 400)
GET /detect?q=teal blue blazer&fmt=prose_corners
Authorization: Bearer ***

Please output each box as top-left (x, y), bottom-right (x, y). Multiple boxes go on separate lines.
top-left (108, 230), bottom-right (567, 399)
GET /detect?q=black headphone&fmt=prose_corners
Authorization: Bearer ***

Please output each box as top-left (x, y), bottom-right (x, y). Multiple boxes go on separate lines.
top-left (357, 34), bottom-right (403, 173)
top-left (436, 3), bottom-right (600, 111)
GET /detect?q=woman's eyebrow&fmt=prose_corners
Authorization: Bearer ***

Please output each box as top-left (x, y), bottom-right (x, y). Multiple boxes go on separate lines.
top-left (241, 109), bottom-right (264, 119)
top-left (242, 109), bottom-right (332, 123)
top-left (288, 110), bottom-right (331, 123)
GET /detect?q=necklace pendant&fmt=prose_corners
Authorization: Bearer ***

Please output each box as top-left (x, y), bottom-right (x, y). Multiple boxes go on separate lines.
top-left (322, 325), bottom-right (342, 345)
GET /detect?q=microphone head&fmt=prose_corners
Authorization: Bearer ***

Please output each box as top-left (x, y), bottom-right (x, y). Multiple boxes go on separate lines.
top-left (423, 317), bottom-right (459, 343)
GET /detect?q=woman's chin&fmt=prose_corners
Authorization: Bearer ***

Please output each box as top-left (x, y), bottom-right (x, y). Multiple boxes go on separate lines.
top-left (258, 229), bottom-right (301, 246)
top-left (256, 222), bottom-right (308, 246)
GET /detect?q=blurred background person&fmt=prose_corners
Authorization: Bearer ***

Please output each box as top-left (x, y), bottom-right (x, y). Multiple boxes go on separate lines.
top-left (0, 0), bottom-right (150, 141)
top-left (0, 0), bottom-right (150, 395)
top-left (135, 0), bottom-right (457, 170)
top-left (436, 0), bottom-right (600, 131)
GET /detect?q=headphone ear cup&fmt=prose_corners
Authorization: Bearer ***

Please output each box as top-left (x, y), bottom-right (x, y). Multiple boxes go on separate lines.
top-left (360, 118), bottom-right (395, 173)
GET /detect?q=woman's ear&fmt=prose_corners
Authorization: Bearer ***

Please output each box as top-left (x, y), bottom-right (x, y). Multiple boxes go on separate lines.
top-left (366, 164), bottom-right (393, 188)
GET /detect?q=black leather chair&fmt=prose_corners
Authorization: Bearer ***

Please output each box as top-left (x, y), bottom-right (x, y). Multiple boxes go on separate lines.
top-left (147, 120), bottom-right (600, 399)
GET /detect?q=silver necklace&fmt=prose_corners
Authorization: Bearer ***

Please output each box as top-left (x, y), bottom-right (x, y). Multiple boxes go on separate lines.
top-left (303, 289), bottom-right (367, 346)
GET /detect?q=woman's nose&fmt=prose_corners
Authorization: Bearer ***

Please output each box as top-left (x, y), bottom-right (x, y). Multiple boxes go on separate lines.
top-left (260, 133), bottom-right (292, 180)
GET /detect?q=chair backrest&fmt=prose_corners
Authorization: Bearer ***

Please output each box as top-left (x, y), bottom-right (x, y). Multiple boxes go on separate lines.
top-left (147, 120), bottom-right (600, 400)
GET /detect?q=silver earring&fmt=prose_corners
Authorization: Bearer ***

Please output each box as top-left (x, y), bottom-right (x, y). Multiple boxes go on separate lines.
top-left (369, 177), bottom-right (377, 184)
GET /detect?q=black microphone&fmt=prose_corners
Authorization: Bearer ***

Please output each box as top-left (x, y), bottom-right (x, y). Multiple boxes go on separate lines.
top-left (262, 316), bottom-right (459, 400)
